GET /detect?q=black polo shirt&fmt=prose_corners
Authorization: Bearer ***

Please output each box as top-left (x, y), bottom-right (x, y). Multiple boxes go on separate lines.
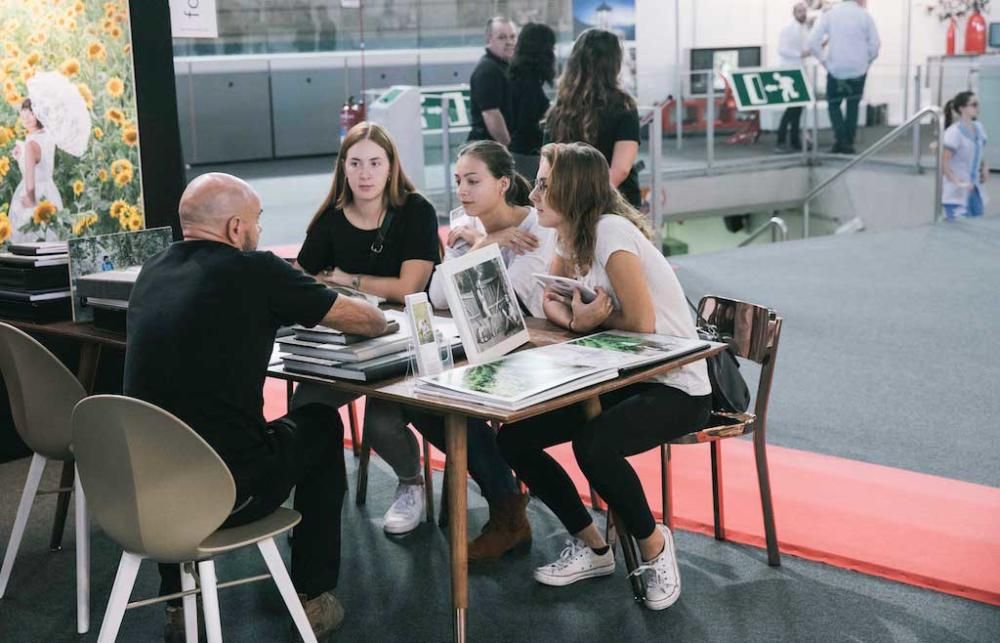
top-left (468, 49), bottom-right (512, 142)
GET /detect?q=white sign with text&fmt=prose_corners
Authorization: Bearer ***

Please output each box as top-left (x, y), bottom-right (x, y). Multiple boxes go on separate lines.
top-left (169, 0), bottom-right (219, 39)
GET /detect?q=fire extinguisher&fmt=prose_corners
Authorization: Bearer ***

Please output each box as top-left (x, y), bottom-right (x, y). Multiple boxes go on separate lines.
top-left (946, 17), bottom-right (957, 56)
top-left (965, 6), bottom-right (987, 55)
top-left (339, 96), bottom-right (366, 142)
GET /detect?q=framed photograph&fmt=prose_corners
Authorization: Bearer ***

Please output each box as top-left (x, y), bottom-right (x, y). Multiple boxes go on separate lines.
top-left (67, 227), bottom-right (171, 322)
top-left (435, 243), bottom-right (529, 364)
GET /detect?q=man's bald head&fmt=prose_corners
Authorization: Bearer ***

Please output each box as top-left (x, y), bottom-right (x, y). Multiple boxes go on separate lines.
top-left (179, 173), bottom-right (262, 250)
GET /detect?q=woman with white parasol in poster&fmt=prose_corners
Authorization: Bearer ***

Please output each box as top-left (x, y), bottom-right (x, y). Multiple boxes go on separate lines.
top-left (9, 71), bottom-right (91, 242)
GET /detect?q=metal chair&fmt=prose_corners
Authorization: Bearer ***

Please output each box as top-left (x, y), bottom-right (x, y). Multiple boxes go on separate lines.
top-left (72, 395), bottom-right (317, 643)
top-left (0, 323), bottom-right (90, 634)
top-left (284, 380), bottom-right (361, 456)
top-left (660, 295), bottom-right (783, 566)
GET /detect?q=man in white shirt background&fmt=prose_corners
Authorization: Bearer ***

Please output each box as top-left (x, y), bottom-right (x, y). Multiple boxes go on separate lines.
top-left (776, 2), bottom-right (811, 153)
top-left (808, 0), bottom-right (881, 154)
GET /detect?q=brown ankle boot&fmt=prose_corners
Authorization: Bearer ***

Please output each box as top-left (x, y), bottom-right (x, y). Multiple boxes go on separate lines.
top-left (469, 494), bottom-right (532, 561)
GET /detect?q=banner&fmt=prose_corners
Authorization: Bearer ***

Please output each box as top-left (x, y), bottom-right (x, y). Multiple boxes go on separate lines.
top-left (169, 0), bottom-right (218, 39)
top-left (0, 0), bottom-right (145, 245)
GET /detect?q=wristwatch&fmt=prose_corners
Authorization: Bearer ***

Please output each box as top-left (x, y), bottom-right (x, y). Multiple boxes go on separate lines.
top-left (351, 274), bottom-right (362, 290)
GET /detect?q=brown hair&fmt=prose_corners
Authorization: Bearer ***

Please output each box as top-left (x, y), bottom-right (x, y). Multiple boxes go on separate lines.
top-left (545, 28), bottom-right (635, 145)
top-left (308, 121), bottom-right (416, 231)
top-left (457, 140), bottom-right (532, 206)
top-left (20, 98), bottom-right (43, 129)
top-left (541, 142), bottom-right (652, 274)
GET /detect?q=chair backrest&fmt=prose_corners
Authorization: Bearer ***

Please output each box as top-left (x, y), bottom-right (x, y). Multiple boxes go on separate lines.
top-left (72, 395), bottom-right (237, 562)
top-left (698, 295), bottom-right (783, 424)
top-left (0, 323), bottom-right (87, 460)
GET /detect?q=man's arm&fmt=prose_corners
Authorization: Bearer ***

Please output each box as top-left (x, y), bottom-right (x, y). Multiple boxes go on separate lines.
top-left (481, 109), bottom-right (511, 146)
top-left (806, 13), bottom-right (828, 62)
top-left (866, 14), bottom-right (881, 65)
top-left (319, 295), bottom-right (387, 337)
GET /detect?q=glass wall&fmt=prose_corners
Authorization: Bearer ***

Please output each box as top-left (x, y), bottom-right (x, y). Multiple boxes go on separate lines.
top-left (171, 0), bottom-right (574, 57)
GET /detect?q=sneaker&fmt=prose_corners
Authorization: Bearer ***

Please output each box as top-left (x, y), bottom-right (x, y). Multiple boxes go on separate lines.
top-left (533, 538), bottom-right (615, 587)
top-left (293, 591), bottom-right (345, 642)
top-left (630, 525), bottom-right (681, 611)
top-left (383, 483), bottom-right (425, 535)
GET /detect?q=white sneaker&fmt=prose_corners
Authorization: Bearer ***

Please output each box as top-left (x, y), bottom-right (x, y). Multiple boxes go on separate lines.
top-left (383, 483), bottom-right (424, 535)
top-left (533, 538), bottom-right (615, 587)
top-left (631, 524), bottom-right (681, 611)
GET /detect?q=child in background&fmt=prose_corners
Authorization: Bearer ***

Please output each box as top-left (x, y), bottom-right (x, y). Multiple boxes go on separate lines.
top-left (942, 91), bottom-right (989, 220)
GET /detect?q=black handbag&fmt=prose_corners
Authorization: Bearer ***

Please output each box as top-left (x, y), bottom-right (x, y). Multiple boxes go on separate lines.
top-left (687, 298), bottom-right (751, 413)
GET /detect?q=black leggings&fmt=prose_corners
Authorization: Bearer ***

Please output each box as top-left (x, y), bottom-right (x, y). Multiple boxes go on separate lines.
top-left (497, 383), bottom-right (711, 540)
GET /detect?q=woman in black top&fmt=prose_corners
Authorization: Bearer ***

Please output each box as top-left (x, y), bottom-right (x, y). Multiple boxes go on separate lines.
top-left (508, 22), bottom-right (556, 181)
top-left (544, 28), bottom-right (641, 208)
top-left (297, 121), bottom-right (440, 303)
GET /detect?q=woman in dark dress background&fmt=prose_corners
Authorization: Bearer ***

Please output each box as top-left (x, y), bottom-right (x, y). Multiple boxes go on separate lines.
top-left (508, 22), bottom-right (556, 182)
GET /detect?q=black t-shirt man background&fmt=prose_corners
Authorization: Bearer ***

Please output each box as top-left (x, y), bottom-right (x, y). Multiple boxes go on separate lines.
top-left (468, 16), bottom-right (516, 144)
top-left (124, 172), bottom-right (386, 639)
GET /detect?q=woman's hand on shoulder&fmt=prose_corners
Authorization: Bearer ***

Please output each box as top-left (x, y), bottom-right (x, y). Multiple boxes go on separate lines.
top-left (478, 227), bottom-right (539, 255)
top-left (570, 287), bottom-right (614, 333)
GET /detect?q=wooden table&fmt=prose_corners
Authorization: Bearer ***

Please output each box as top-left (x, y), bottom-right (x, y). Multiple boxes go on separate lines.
top-left (2, 318), bottom-right (126, 551)
top-left (268, 318), bottom-right (725, 642)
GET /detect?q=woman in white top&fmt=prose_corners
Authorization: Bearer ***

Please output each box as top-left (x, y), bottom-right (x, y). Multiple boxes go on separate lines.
top-left (942, 91), bottom-right (989, 220)
top-left (496, 142), bottom-right (712, 611)
top-left (364, 141), bottom-right (554, 559)
top-left (9, 99), bottom-right (63, 242)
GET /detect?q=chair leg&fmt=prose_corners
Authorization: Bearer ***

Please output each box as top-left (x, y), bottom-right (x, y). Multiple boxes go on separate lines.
top-left (180, 563), bottom-right (198, 643)
top-left (348, 400), bottom-right (361, 458)
top-left (660, 444), bottom-right (674, 530)
top-left (0, 453), bottom-right (46, 598)
top-left (355, 426), bottom-right (371, 506)
top-left (753, 433), bottom-right (781, 566)
top-left (97, 552), bottom-right (142, 643)
top-left (74, 467), bottom-right (90, 634)
top-left (50, 461), bottom-right (74, 551)
top-left (285, 380), bottom-right (294, 410)
top-left (422, 436), bottom-right (435, 522)
top-left (589, 485), bottom-right (606, 512)
top-left (710, 441), bottom-right (726, 541)
top-left (197, 559), bottom-right (224, 643)
top-left (438, 465), bottom-right (450, 528)
top-left (610, 511), bottom-right (645, 602)
top-left (258, 538), bottom-right (318, 643)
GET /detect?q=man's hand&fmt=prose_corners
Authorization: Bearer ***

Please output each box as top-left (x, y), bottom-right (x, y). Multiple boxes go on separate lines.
top-left (321, 296), bottom-right (387, 337)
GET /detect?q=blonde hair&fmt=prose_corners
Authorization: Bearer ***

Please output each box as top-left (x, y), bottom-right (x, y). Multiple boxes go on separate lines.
top-left (309, 121), bottom-right (416, 231)
top-left (541, 142), bottom-right (652, 274)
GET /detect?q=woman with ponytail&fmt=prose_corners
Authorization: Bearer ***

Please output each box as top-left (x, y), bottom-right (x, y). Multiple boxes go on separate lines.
top-left (361, 141), bottom-right (553, 559)
top-left (942, 91), bottom-right (989, 219)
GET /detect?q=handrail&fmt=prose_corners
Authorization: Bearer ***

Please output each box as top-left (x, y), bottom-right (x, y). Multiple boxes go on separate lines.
top-left (739, 217), bottom-right (788, 247)
top-left (802, 105), bottom-right (944, 236)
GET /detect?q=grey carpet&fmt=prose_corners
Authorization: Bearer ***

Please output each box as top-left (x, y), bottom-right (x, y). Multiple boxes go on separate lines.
top-left (672, 217), bottom-right (1000, 487)
top-left (0, 453), bottom-right (997, 642)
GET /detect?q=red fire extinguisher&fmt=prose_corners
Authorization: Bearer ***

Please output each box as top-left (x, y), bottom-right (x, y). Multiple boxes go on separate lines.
top-left (339, 96), bottom-right (366, 142)
top-left (965, 7), bottom-right (987, 55)
top-left (946, 17), bottom-right (957, 56)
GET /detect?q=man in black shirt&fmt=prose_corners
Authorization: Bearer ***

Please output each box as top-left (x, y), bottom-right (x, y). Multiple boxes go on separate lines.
top-left (124, 173), bottom-right (386, 641)
top-left (468, 16), bottom-right (515, 144)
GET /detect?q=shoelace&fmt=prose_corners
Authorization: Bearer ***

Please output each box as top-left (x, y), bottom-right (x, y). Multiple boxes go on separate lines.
top-left (628, 560), bottom-right (675, 590)
top-left (393, 486), bottom-right (419, 510)
top-left (549, 539), bottom-right (588, 570)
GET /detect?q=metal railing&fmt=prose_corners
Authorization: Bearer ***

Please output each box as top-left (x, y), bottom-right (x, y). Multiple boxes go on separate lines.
top-left (739, 216), bottom-right (788, 247)
top-left (802, 105), bottom-right (944, 237)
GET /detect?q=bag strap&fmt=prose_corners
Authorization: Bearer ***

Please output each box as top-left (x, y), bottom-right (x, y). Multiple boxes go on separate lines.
top-left (367, 208), bottom-right (397, 273)
top-left (686, 296), bottom-right (708, 327)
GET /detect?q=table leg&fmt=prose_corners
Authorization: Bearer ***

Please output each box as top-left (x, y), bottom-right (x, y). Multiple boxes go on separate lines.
top-left (52, 343), bottom-right (102, 551)
top-left (444, 413), bottom-right (467, 643)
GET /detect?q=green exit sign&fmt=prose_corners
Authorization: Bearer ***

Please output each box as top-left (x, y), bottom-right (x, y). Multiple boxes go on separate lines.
top-left (728, 68), bottom-right (813, 110)
top-left (420, 88), bottom-right (471, 132)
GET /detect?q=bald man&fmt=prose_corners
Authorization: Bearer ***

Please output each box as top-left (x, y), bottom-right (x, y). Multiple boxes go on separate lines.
top-left (124, 173), bottom-right (385, 641)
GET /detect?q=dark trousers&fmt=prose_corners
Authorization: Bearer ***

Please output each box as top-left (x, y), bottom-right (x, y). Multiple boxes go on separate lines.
top-left (160, 403), bottom-right (347, 603)
top-left (497, 384), bottom-right (711, 540)
top-left (827, 73), bottom-right (867, 149)
top-left (777, 106), bottom-right (804, 148)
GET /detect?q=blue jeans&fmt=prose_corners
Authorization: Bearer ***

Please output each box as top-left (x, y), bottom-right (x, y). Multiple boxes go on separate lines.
top-left (827, 73), bottom-right (867, 149)
top-left (944, 186), bottom-right (985, 219)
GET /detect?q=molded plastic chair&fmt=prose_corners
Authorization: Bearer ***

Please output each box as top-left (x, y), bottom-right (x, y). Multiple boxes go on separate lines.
top-left (72, 395), bottom-right (317, 643)
top-left (0, 323), bottom-right (90, 633)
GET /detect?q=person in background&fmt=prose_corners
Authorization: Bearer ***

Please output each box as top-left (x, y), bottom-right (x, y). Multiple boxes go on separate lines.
top-left (775, 2), bottom-right (811, 153)
top-left (468, 16), bottom-right (516, 144)
top-left (8, 99), bottom-right (62, 242)
top-left (544, 28), bottom-right (642, 208)
top-left (497, 143), bottom-right (711, 611)
top-left (363, 141), bottom-right (553, 559)
top-left (124, 173), bottom-right (387, 641)
top-left (807, 0), bottom-right (880, 154)
top-left (508, 22), bottom-right (557, 180)
top-left (942, 91), bottom-right (989, 220)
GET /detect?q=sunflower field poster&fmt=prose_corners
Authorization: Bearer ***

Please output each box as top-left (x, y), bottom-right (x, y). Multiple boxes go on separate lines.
top-left (0, 0), bottom-right (144, 247)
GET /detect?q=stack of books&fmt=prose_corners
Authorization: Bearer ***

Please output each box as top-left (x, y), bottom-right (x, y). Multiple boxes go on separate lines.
top-left (277, 311), bottom-right (462, 382)
top-left (414, 331), bottom-right (711, 412)
top-left (0, 242), bottom-right (71, 322)
top-left (75, 266), bottom-right (142, 331)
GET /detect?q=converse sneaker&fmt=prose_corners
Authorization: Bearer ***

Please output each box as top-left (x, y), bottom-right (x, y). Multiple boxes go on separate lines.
top-left (533, 538), bottom-right (615, 587)
top-left (630, 524), bottom-right (681, 611)
top-left (383, 482), bottom-right (425, 535)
